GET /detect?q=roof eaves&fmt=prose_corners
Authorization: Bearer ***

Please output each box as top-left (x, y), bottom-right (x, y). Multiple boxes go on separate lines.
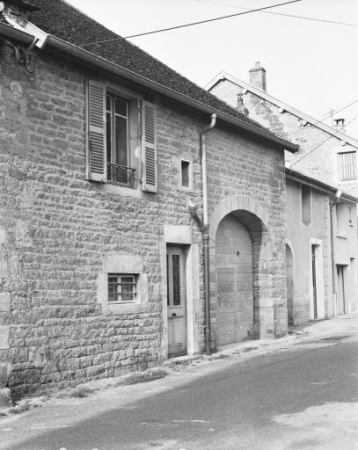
top-left (285, 168), bottom-right (358, 203)
top-left (46, 36), bottom-right (298, 152)
top-left (0, 22), bottom-right (298, 152)
top-left (208, 71), bottom-right (358, 149)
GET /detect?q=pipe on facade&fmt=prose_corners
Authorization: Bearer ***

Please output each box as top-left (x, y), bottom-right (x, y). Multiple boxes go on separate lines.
top-left (329, 201), bottom-right (338, 316)
top-left (329, 190), bottom-right (342, 317)
top-left (200, 114), bottom-right (217, 356)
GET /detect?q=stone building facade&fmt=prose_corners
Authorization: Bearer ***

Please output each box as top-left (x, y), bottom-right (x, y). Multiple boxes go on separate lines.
top-left (286, 169), bottom-right (358, 325)
top-left (206, 63), bottom-right (358, 198)
top-left (207, 63), bottom-right (358, 325)
top-left (0, 1), bottom-right (297, 398)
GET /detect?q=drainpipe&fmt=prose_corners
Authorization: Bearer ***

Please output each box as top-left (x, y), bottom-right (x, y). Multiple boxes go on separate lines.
top-left (329, 202), bottom-right (337, 316)
top-left (329, 190), bottom-right (342, 316)
top-left (190, 114), bottom-right (216, 356)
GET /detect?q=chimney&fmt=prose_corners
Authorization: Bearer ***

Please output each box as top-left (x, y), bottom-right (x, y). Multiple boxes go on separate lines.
top-left (334, 118), bottom-right (346, 133)
top-left (236, 93), bottom-right (249, 117)
top-left (249, 62), bottom-right (267, 92)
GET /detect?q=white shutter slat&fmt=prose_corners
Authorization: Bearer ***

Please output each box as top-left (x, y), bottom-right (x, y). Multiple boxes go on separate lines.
top-left (86, 80), bottom-right (106, 182)
top-left (142, 101), bottom-right (157, 192)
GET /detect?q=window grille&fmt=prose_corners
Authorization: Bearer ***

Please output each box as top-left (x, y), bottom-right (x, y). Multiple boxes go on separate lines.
top-left (108, 274), bottom-right (137, 303)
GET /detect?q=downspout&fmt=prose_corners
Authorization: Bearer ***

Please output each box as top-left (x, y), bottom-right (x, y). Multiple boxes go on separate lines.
top-left (329, 190), bottom-right (342, 317)
top-left (190, 114), bottom-right (216, 356)
top-left (329, 202), bottom-right (337, 316)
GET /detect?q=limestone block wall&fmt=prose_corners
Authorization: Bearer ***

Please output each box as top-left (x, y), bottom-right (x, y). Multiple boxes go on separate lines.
top-left (210, 80), bottom-right (358, 197)
top-left (0, 41), bottom-right (288, 397)
top-left (205, 129), bottom-right (288, 340)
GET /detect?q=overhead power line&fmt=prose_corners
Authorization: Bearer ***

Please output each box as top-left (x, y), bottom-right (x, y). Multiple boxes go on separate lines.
top-left (69, 0), bottom-right (301, 49)
top-left (124, 0), bottom-right (301, 39)
top-left (195, 0), bottom-right (358, 28)
top-left (320, 100), bottom-right (358, 121)
top-left (287, 100), bottom-right (358, 138)
top-left (289, 113), bottom-right (358, 168)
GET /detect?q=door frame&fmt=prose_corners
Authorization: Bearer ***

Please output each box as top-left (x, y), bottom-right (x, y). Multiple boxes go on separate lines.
top-left (166, 245), bottom-right (187, 357)
top-left (160, 225), bottom-right (200, 359)
top-left (310, 238), bottom-right (325, 320)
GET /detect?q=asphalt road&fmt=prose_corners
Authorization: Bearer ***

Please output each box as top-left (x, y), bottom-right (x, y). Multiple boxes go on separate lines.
top-left (1, 332), bottom-right (358, 450)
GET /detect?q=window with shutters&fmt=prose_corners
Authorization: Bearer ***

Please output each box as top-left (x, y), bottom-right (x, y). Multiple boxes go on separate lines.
top-left (338, 151), bottom-right (357, 181)
top-left (86, 80), bottom-right (157, 193)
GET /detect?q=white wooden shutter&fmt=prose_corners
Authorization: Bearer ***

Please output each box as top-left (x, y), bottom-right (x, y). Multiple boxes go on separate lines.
top-left (142, 101), bottom-right (157, 193)
top-left (86, 80), bottom-right (106, 182)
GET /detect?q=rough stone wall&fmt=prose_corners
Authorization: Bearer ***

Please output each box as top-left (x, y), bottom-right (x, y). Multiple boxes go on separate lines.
top-left (210, 80), bottom-right (358, 197)
top-left (0, 42), bottom-right (287, 397)
top-left (205, 129), bottom-right (288, 340)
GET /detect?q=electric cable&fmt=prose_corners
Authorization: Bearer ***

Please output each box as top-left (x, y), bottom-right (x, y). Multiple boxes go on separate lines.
top-left (285, 99), bottom-right (358, 138)
top-left (55, 0), bottom-right (301, 53)
top-left (289, 113), bottom-right (358, 168)
top-left (195, 0), bottom-right (358, 28)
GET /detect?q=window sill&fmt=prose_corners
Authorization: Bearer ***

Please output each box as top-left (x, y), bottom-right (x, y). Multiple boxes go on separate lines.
top-left (336, 233), bottom-right (348, 239)
top-left (103, 182), bottom-right (141, 198)
top-left (106, 302), bottom-right (142, 314)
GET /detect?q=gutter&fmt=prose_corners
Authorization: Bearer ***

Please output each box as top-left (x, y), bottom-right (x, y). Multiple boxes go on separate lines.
top-left (286, 168), bottom-right (358, 203)
top-left (0, 22), bottom-right (299, 153)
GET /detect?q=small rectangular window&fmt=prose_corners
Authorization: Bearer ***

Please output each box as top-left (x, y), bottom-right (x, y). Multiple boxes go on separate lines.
top-left (338, 151), bottom-right (357, 181)
top-left (301, 185), bottom-right (311, 225)
top-left (336, 203), bottom-right (347, 235)
top-left (181, 160), bottom-right (190, 188)
top-left (108, 274), bottom-right (138, 303)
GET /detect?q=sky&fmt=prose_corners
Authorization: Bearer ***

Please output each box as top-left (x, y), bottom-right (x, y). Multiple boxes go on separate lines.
top-left (65, 0), bottom-right (358, 138)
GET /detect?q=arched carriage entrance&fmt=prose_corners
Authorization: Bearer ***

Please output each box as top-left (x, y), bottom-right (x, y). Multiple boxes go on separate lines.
top-left (210, 195), bottom-right (287, 347)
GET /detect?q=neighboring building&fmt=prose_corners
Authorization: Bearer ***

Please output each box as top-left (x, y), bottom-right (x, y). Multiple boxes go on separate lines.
top-left (286, 169), bottom-right (358, 325)
top-left (206, 63), bottom-right (358, 324)
top-left (0, 1), bottom-right (297, 397)
top-left (206, 63), bottom-right (358, 198)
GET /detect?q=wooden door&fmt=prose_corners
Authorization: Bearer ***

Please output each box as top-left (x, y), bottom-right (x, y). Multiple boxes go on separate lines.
top-left (167, 246), bottom-right (187, 357)
top-left (337, 265), bottom-right (346, 315)
top-left (286, 245), bottom-right (294, 325)
top-left (215, 214), bottom-right (254, 345)
top-left (311, 245), bottom-right (318, 319)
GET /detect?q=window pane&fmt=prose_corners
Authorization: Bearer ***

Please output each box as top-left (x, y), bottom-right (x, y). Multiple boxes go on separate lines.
top-left (108, 276), bottom-right (118, 302)
top-left (108, 274), bottom-right (137, 303)
top-left (106, 111), bottom-right (112, 163)
top-left (115, 116), bottom-right (128, 167)
top-left (172, 255), bottom-right (181, 306)
top-left (106, 95), bottom-right (111, 113)
top-left (115, 98), bottom-right (127, 117)
top-left (166, 255), bottom-right (170, 306)
top-left (121, 276), bottom-right (134, 301)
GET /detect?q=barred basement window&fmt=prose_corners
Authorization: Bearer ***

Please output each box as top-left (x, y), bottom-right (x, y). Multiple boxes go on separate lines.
top-left (338, 151), bottom-right (357, 181)
top-left (108, 274), bottom-right (138, 303)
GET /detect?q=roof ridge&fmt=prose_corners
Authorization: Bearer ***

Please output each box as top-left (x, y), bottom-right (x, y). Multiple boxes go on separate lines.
top-left (207, 71), bottom-right (358, 147)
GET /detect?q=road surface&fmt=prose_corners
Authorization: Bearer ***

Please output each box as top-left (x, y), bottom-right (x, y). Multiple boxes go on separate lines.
top-left (1, 330), bottom-right (357, 449)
